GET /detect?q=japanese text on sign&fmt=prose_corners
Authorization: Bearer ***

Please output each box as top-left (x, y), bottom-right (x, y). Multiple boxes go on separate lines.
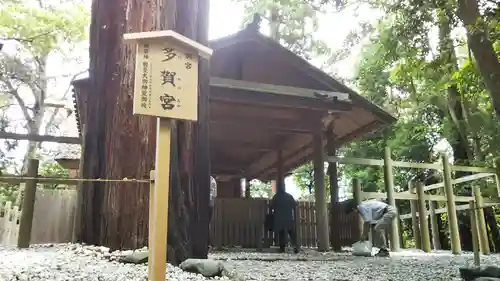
top-left (140, 44), bottom-right (150, 109)
top-left (158, 48), bottom-right (196, 112)
top-left (132, 41), bottom-right (199, 120)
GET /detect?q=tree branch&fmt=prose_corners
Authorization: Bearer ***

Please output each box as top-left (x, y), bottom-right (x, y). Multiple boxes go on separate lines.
top-left (0, 31), bottom-right (53, 44)
top-left (43, 69), bottom-right (87, 134)
top-left (3, 80), bottom-right (32, 123)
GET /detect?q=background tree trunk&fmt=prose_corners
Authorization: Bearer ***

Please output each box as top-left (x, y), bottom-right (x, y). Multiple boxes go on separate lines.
top-left (80, 0), bottom-right (210, 264)
top-left (457, 0), bottom-right (500, 119)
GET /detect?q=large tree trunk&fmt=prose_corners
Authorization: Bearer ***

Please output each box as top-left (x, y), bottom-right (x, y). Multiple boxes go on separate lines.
top-left (457, 0), bottom-right (500, 119)
top-left (437, 2), bottom-right (476, 251)
top-left (454, 0), bottom-right (500, 248)
top-left (80, 0), bottom-right (210, 264)
top-left (484, 207), bottom-right (500, 252)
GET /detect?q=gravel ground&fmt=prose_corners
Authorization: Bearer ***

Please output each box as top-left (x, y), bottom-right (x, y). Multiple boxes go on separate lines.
top-left (210, 248), bottom-right (497, 281)
top-left (0, 244), bottom-right (228, 281)
top-left (0, 244), bottom-right (497, 281)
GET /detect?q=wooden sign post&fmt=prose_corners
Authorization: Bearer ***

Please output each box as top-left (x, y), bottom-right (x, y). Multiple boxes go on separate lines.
top-left (123, 30), bottom-right (212, 281)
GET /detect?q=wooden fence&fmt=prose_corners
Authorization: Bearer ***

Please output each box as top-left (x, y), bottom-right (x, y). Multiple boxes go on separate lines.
top-left (0, 188), bottom-right (77, 246)
top-left (1, 188), bottom-right (357, 249)
top-left (210, 198), bottom-right (358, 249)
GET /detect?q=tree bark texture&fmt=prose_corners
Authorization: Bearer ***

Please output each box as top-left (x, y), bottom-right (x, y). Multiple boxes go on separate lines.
top-left (457, 0), bottom-right (500, 119)
top-left (80, 0), bottom-right (210, 264)
top-left (437, 2), bottom-right (475, 251)
top-left (484, 207), bottom-right (500, 252)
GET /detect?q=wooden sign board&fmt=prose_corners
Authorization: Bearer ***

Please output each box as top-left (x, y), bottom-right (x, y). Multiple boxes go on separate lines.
top-left (124, 30), bottom-right (212, 281)
top-left (124, 30), bottom-right (213, 121)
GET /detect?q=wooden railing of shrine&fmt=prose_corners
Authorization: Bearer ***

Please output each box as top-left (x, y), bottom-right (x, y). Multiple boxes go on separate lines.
top-left (210, 198), bottom-right (358, 249)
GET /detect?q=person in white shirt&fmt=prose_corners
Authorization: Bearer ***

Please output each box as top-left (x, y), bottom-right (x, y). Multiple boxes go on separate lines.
top-left (345, 199), bottom-right (397, 257)
top-left (209, 176), bottom-right (217, 221)
top-left (208, 176), bottom-right (217, 249)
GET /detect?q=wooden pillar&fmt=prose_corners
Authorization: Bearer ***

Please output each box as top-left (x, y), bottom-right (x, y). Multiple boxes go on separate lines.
top-left (429, 201), bottom-right (441, 250)
top-left (276, 149), bottom-right (285, 193)
top-left (409, 181), bottom-right (421, 249)
top-left (473, 186), bottom-right (490, 254)
top-left (469, 200), bottom-right (481, 266)
top-left (383, 147), bottom-right (400, 251)
top-left (17, 159), bottom-right (39, 248)
top-left (416, 181), bottom-right (431, 253)
top-left (233, 179), bottom-right (243, 197)
top-left (329, 157), bottom-right (341, 251)
top-left (329, 154), bottom-right (339, 203)
top-left (313, 127), bottom-right (329, 251)
top-left (398, 215), bottom-right (405, 248)
top-left (244, 178), bottom-right (250, 198)
top-left (72, 125), bottom-right (86, 243)
top-left (442, 154), bottom-right (461, 254)
top-left (352, 178), bottom-right (363, 239)
top-left (495, 158), bottom-right (500, 197)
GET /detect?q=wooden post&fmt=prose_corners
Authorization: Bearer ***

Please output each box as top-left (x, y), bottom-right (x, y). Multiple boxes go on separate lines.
top-left (244, 178), bottom-right (250, 198)
top-left (383, 146), bottom-right (400, 251)
top-left (313, 127), bottom-right (329, 251)
top-left (148, 169), bottom-right (155, 281)
top-left (398, 215), bottom-right (405, 249)
top-left (495, 158), bottom-right (500, 197)
top-left (123, 30), bottom-right (213, 273)
top-left (352, 178), bottom-right (363, 239)
top-left (469, 200), bottom-right (481, 266)
top-left (442, 154), bottom-right (461, 254)
top-left (409, 181), bottom-right (421, 249)
top-left (429, 201), bottom-right (441, 250)
top-left (416, 181), bottom-right (431, 253)
top-left (72, 125), bottom-right (86, 243)
top-left (150, 119), bottom-right (172, 281)
top-left (17, 159), bottom-right (39, 248)
top-left (276, 149), bottom-right (285, 193)
top-left (473, 186), bottom-right (490, 254)
top-left (328, 147), bottom-right (341, 251)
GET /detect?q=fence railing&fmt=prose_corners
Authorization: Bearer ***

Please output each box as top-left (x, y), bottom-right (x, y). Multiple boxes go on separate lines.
top-left (1, 188), bottom-right (359, 249)
top-left (0, 185), bottom-right (77, 246)
top-left (210, 198), bottom-right (359, 249)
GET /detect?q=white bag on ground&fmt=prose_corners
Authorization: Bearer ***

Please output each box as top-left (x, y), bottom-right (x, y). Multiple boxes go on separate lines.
top-left (352, 240), bottom-right (373, 257)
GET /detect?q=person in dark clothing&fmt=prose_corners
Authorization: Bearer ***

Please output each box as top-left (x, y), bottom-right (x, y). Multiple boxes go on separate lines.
top-left (269, 188), bottom-right (299, 253)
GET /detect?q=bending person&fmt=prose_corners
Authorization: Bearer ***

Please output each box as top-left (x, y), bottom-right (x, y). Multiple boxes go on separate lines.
top-left (345, 199), bottom-right (397, 257)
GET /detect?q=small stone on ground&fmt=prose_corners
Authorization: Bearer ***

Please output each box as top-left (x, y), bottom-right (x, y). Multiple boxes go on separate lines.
top-left (180, 258), bottom-right (224, 277)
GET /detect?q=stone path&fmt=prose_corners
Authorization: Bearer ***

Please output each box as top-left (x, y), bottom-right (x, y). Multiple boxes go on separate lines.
top-left (211, 249), bottom-right (498, 281)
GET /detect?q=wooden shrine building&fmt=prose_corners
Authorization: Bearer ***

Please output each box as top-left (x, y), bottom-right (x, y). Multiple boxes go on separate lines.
top-left (71, 24), bottom-right (396, 250)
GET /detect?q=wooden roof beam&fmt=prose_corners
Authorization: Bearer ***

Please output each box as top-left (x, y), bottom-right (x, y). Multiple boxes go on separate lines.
top-left (210, 140), bottom-right (278, 152)
top-left (210, 77), bottom-right (350, 101)
top-left (211, 90), bottom-right (351, 111)
top-left (210, 78), bottom-right (352, 111)
top-left (211, 167), bottom-right (244, 175)
top-left (211, 119), bottom-right (313, 135)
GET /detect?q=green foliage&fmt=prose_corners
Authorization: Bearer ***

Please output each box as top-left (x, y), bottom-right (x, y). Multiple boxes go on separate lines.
top-left (38, 160), bottom-right (69, 189)
top-left (0, 0), bottom-right (89, 173)
top-left (0, 160), bottom-right (69, 204)
top-left (233, 0), bottom-right (500, 221)
top-left (233, 0), bottom-right (331, 60)
top-left (292, 161), bottom-right (329, 195)
top-left (0, 1), bottom-right (88, 56)
top-left (249, 179), bottom-right (273, 198)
